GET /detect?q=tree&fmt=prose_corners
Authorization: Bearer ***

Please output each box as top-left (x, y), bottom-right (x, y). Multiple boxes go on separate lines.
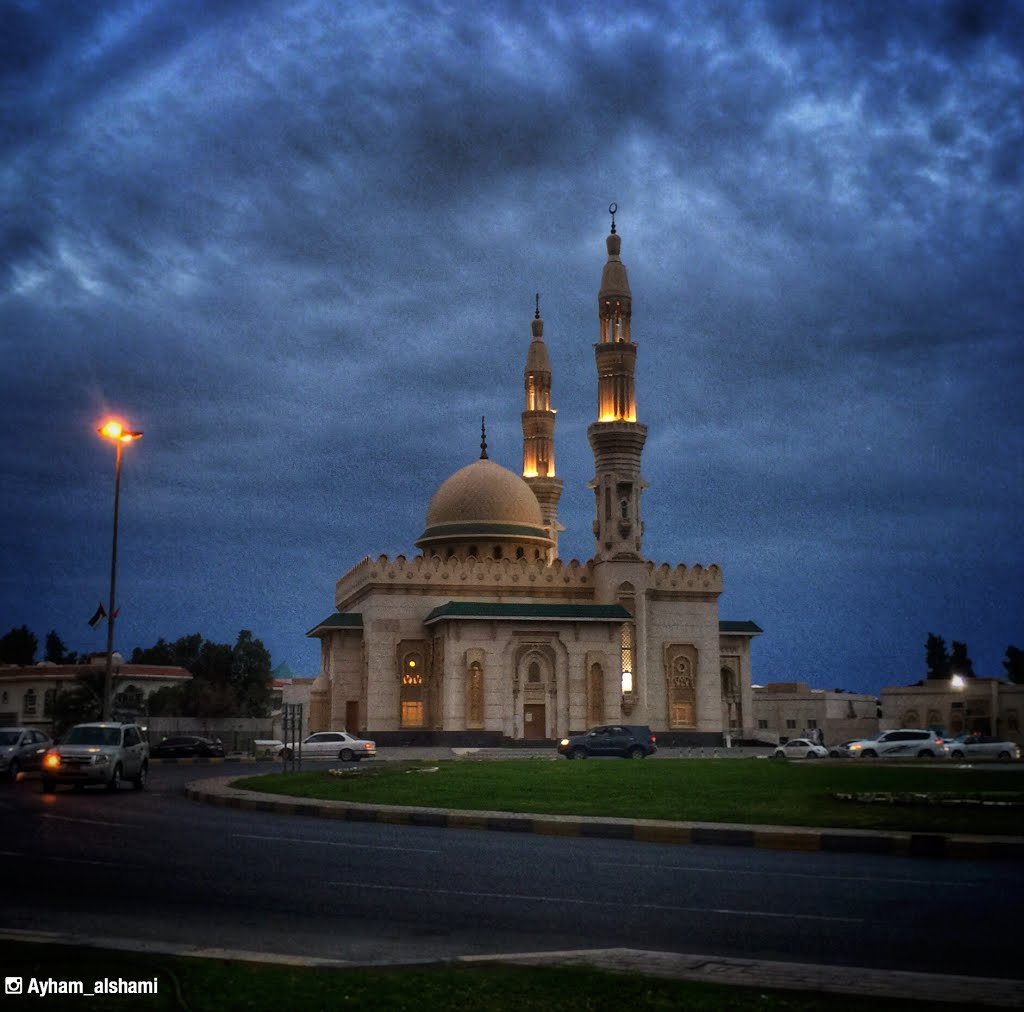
top-left (1004, 646), bottom-right (1024, 685)
top-left (230, 630), bottom-right (272, 717)
top-left (0, 625), bottom-right (37, 665)
top-left (924, 633), bottom-right (950, 681)
top-left (45, 630), bottom-right (76, 665)
top-left (949, 641), bottom-right (975, 678)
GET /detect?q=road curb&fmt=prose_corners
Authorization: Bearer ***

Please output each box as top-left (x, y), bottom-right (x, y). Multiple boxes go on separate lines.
top-left (184, 776), bottom-right (1024, 861)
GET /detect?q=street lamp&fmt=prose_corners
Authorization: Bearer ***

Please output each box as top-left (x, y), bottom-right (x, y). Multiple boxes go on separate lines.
top-left (98, 419), bottom-right (143, 721)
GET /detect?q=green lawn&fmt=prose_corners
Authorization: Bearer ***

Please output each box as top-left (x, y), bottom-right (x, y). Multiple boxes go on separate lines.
top-left (0, 942), bottom-right (956, 1011)
top-left (231, 759), bottom-right (1024, 835)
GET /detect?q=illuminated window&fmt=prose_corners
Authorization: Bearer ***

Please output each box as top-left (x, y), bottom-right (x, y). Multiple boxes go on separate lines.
top-left (401, 701), bottom-right (423, 727)
top-left (620, 624), bottom-right (634, 694)
top-left (400, 654), bottom-right (424, 727)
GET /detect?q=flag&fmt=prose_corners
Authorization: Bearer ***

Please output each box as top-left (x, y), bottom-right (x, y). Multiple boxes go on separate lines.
top-left (88, 602), bottom-right (106, 628)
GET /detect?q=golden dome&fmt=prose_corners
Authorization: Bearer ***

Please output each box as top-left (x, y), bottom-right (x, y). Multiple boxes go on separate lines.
top-left (416, 458), bottom-right (551, 555)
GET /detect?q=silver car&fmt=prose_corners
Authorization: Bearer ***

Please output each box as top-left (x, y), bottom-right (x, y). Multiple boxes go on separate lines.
top-left (42, 722), bottom-right (149, 791)
top-left (946, 736), bottom-right (1020, 761)
top-left (847, 729), bottom-right (948, 759)
top-left (279, 730), bottom-right (376, 762)
top-left (0, 726), bottom-right (54, 781)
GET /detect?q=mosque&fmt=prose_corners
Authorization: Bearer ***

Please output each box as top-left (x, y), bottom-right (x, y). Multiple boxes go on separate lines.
top-left (306, 211), bottom-right (761, 744)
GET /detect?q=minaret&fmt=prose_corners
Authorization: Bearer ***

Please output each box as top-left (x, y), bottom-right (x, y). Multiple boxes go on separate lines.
top-left (587, 205), bottom-right (648, 560)
top-left (522, 294), bottom-right (564, 562)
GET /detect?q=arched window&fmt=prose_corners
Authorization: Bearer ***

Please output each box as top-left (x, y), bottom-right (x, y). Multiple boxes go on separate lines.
top-left (588, 663), bottom-right (604, 726)
top-left (1005, 710), bottom-right (1018, 732)
top-left (493, 546), bottom-right (502, 560)
top-left (400, 654), bottom-right (424, 727)
top-left (927, 709), bottom-right (941, 728)
top-left (620, 624), bottom-right (634, 694)
top-left (902, 709), bottom-right (920, 728)
top-left (466, 662), bottom-right (484, 728)
top-left (468, 545), bottom-right (478, 558)
top-left (515, 547), bottom-right (525, 560)
top-left (527, 661), bottom-right (541, 684)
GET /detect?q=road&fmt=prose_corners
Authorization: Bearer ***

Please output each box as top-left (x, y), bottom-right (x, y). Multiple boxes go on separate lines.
top-left (2, 761), bottom-right (1021, 978)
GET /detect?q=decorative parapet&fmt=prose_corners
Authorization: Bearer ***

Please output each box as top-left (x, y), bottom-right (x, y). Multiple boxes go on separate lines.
top-left (335, 553), bottom-right (596, 608)
top-left (646, 561), bottom-right (724, 593)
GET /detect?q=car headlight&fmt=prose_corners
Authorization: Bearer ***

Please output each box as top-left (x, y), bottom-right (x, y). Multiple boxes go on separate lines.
top-left (849, 744), bottom-right (862, 751)
top-left (559, 739), bottom-right (570, 747)
top-left (93, 754), bottom-right (110, 765)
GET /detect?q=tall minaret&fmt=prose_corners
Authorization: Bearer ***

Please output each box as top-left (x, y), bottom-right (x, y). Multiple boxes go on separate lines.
top-left (587, 205), bottom-right (648, 560)
top-left (522, 294), bottom-right (564, 562)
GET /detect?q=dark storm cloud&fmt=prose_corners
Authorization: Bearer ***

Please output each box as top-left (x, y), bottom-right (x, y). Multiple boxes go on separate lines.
top-left (1, 0), bottom-right (1020, 692)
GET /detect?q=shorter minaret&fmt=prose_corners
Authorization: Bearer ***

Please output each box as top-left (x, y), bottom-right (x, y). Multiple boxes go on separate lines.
top-left (522, 294), bottom-right (564, 562)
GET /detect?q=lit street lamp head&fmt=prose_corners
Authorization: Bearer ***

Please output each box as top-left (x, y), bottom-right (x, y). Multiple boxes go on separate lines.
top-left (98, 419), bottom-right (143, 444)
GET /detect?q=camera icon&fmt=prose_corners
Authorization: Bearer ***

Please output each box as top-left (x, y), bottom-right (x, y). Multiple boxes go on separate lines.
top-left (5, 977), bottom-right (23, 994)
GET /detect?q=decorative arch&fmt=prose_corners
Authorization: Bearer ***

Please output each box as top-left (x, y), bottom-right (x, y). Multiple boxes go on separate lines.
top-left (399, 645), bottom-right (427, 728)
top-left (721, 664), bottom-right (740, 731)
top-left (664, 644), bottom-right (698, 729)
top-left (466, 660), bottom-right (484, 729)
top-left (587, 662), bottom-right (604, 726)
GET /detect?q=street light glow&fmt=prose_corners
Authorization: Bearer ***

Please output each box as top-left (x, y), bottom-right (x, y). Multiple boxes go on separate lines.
top-left (99, 419), bottom-right (143, 444)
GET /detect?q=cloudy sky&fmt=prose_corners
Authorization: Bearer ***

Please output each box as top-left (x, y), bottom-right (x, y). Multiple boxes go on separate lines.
top-left (2, 0), bottom-right (1021, 697)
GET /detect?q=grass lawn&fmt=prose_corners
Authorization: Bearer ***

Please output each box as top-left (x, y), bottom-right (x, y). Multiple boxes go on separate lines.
top-left (0, 942), bottom-right (956, 1011)
top-left (231, 759), bottom-right (1024, 835)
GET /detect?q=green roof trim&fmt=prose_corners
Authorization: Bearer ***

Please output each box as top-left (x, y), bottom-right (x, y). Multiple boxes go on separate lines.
top-left (306, 613), bottom-right (363, 637)
top-left (418, 522), bottom-right (550, 540)
top-left (719, 620), bottom-right (763, 635)
top-left (424, 601), bottom-right (632, 624)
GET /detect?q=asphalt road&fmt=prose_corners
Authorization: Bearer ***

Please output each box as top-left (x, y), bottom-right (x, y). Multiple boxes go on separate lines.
top-left (2, 761), bottom-right (1022, 979)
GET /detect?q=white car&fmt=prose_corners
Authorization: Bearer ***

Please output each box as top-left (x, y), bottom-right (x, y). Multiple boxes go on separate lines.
top-left (847, 729), bottom-right (947, 759)
top-left (0, 726), bottom-right (54, 780)
top-left (946, 736), bottom-right (1020, 761)
top-left (772, 738), bottom-right (828, 759)
top-left (279, 731), bottom-right (376, 761)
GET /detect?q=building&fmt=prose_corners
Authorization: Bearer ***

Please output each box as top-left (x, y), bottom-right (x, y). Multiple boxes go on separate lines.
top-left (307, 214), bottom-right (761, 744)
top-left (880, 677), bottom-right (1023, 743)
top-left (0, 656), bottom-right (192, 731)
top-left (752, 682), bottom-right (879, 745)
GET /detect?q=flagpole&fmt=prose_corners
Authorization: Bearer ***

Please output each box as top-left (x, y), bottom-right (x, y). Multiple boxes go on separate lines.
top-left (102, 439), bottom-right (123, 722)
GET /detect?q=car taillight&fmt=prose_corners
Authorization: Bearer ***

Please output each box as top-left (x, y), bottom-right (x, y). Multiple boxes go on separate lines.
top-left (363, 742), bottom-right (373, 750)
top-left (650, 735), bottom-right (656, 743)
top-left (43, 752), bottom-right (60, 770)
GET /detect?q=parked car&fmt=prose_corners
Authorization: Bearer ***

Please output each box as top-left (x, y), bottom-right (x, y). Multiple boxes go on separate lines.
top-left (847, 729), bottom-right (947, 759)
top-left (558, 725), bottom-right (657, 759)
top-left (279, 731), bottom-right (376, 761)
top-left (150, 735), bottom-right (226, 759)
top-left (946, 736), bottom-right (1020, 761)
top-left (0, 726), bottom-right (54, 781)
top-left (772, 738), bottom-right (828, 759)
top-left (42, 722), bottom-right (149, 791)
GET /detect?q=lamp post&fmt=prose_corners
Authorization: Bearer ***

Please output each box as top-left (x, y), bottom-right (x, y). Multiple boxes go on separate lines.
top-left (98, 419), bottom-right (143, 721)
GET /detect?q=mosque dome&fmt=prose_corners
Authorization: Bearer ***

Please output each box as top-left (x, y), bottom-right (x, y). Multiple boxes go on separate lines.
top-left (416, 457), bottom-right (552, 557)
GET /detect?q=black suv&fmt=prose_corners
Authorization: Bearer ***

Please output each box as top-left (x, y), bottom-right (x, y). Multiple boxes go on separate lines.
top-left (558, 725), bottom-right (657, 759)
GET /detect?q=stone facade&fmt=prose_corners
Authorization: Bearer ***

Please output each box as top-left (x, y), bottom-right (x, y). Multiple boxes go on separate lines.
top-left (880, 678), bottom-right (1023, 742)
top-left (308, 216), bottom-right (761, 743)
top-left (752, 682), bottom-right (879, 745)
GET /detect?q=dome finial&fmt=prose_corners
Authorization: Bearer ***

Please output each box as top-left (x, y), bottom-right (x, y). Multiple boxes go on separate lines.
top-left (535, 292), bottom-right (541, 320)
top-left (480, 416), bottom-right (488, 459)
top-left (609, 202), bottom-right (617, 234)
